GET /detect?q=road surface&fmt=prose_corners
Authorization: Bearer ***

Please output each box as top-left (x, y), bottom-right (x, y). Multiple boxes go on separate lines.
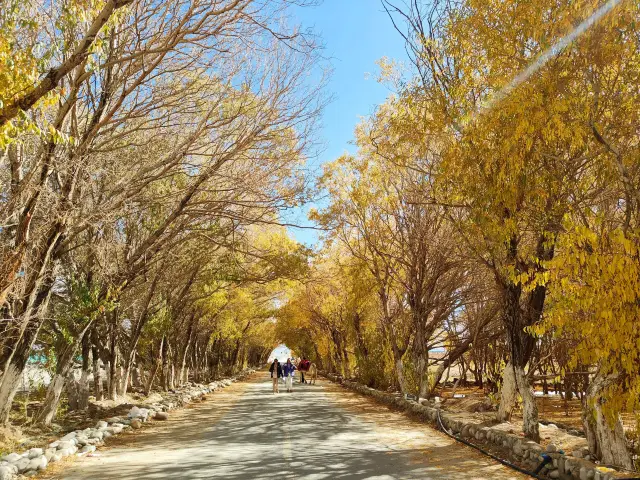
top-left (53, 375), bottom-right (529, 479)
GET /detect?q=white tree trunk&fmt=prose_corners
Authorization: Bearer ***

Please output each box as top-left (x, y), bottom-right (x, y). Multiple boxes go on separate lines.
top-left (104, 360), bottom-right (111, 395)
top-left (416, 353), bottom-right (428, 399)
top-left (132, 367), bottom-right (143, 389)
top-left (66, 370), bottom-right (81, 411)
top-left (116, 365), bottom-right (125, 396)
top-left (515, 365), bottom-right (539, 441)
top-left (77, 368), bottom-right (90, 410)
top-left (0, 362), bottom-right (22, 425)
top-left (93, 357), bottom-right (103, 401)
top-left (498, 361), bottom-right (517, 421)
top-left (119, 363), bottom-right (131, 397)
top-left (37, 375), bottom-right (66, 425)
top-left (395, 358), bottom-right (407, 394)
top-left (583, 371), bottom-right (633, 469)
top-left (430, 364), bottom-right (446, 396)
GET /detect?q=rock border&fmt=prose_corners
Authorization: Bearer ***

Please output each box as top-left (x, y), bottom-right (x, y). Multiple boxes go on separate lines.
top-left (0, 369), bottom-right (256, 480)
top-left (323, 373), bottom-right (626, 480)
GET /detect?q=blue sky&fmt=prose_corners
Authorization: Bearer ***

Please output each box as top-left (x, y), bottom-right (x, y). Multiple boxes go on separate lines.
top-left (283, 0), bottom-right (408, 248)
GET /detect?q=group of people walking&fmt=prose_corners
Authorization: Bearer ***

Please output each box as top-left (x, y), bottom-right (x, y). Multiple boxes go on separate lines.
top-left (269, 357), bottom-right (311, 393)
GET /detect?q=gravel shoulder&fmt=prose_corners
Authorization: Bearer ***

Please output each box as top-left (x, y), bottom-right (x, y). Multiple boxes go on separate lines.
top-left (46, 375), bottom-right (530, 479)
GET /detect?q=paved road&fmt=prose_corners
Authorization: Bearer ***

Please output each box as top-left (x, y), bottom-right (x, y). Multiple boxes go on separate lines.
top-left (53, 375), bottom-right (529, 479)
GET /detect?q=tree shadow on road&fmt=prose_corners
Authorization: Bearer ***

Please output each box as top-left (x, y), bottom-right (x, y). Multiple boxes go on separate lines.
top-left (55, 378), bottom-right (526, 479)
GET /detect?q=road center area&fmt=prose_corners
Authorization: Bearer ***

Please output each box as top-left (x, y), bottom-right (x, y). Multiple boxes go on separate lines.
top-left (50, 375), bottom-right (529, 479)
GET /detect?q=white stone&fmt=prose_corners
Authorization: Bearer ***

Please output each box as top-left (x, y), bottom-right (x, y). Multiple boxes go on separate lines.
top-left (128, 406), bottom-right (142, 418)
top-left (579, 466), bottom-right (594, 480)
top-left (96, 420), bottom-right (108, 429)
top-left (15, 457), bottom-right (31, 473)
top-left (0, 465), bottom-right (14, 480)
top-left (44, 448), bottom-right (56, 461)
top-left (79, 445), bottom-right (96, 454)
top-left (0, 453), bottom-right (20, 464)
top-left (27, 455), bottom-right (47, 471)
top-left (26, 448), bottom-right (42, 459)
top-left (56, 440), bottom-right (75, 450)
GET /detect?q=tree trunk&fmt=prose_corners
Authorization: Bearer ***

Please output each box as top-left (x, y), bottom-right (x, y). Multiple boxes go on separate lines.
top-left (460, 357), bottom-right (468, 385)
top-left (119, 350), bottom-right (135, 397)
top-left (583, 370), bottom-right (633, 469)
top-left (116, 365), bottom-right (126, 396)
top-left (564, 374), bottom-right (574, 401)
top-left (394, 357), bottom-right (407, 394)
top-left (161, 339), bottom-right (169, 391)
top-left (515, 365), bottom-right (539, 441)
top-left (0, 312), bottom-right (50, 425)
top-left (0, 278), bottom-right (53, 425)
top-left (416, 349), bottom-right (428, 398)
top-left (192, 338), bottom-right (200, 382)
top-left (108, 310), bottom-right (119, 400)
top-left (104, 360), bottom-right (111, 395)
top-left (66, 370), bottom-right (81, 411)
top-left (108, 355), bottom-right (118, 400)
top-left (77, 333), bottom-right (91, 410)
top-left (35, 325), bottom-right (93, 425)
top-left (91, 327), bottom-right (104, 401)
top-left (145, 337), bottom-right (164, 395)
top-left (498, 361), bottom-right (518, 422)
top-left (342, 343), bottom-right (350, 378)
top-left (178, 317), bottom-right (195, 383)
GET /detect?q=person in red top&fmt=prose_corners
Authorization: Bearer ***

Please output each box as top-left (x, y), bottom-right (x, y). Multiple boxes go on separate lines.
top-left (299, 357), bottom-right (310, 383)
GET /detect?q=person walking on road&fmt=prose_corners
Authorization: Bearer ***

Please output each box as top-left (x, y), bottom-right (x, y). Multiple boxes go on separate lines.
top-left (269, 359), bottom-right (282, 393)
top-left (299, 357), bottom-right (310, 384)
top-left (283, 358), bottom-right (296, 392)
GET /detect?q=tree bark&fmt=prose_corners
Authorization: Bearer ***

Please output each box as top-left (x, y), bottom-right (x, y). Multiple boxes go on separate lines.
top-left (583, 370), bottom-right (633, 469)
top-left (35, 322), bottom-right (94, 424)
top-left (78, 329), bottom-right (92, 410)
top-left (91, 326), bottom-right (104, 401)
top-left (394, 357), bottom-right (407, 394)
top-left (108, 321), bottom-right (119, 400)
top-left (498, 361), bottom-right (518, 421)
top-left (179, 317), bottom-right (196, 387)
top-left (145, 337), bottom-right (164, 395)
top-left (0, 290), bottom-right (51, 425)
top-left (515, 365), bottom-right (539, 441)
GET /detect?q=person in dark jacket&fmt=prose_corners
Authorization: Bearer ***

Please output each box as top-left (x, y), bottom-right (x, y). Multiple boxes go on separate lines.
top-left (269, 359), bottom-right (282, 393)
